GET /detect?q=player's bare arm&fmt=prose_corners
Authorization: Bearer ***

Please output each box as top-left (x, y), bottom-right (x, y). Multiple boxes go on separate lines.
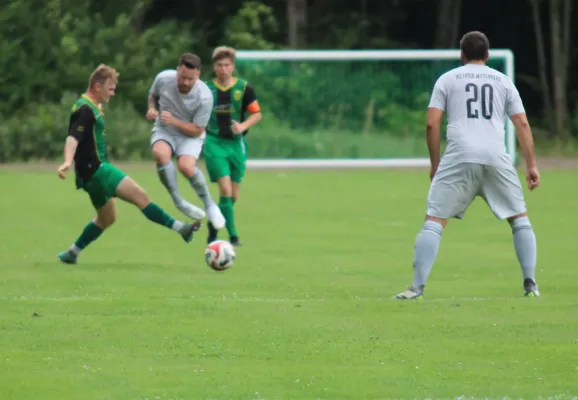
top-left (426, 107), bottom-right (444, 179)
top-left (510, 112), bottom-right (540, 190)
top-left (160, 111), bottom-right (205, 137)
top-left (232, 87), bottom-right (263, 134)
top-left (146, 93), bottom-right (159, 120)
top-left (146, 71), bottom-right (161, 120)
top-left (231, 113), bottom-right (261, 134)
top-left (59, 105), bottom-right (93, 179)
top-left (231, 105), bottom-right (262, 134)
top-left (164, 91), bottom-right (213, 137)
top-left (58, 136), bottom-right (79, 179)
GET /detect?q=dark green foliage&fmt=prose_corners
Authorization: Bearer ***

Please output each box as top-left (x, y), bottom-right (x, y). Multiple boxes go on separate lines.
top-left (0, 93), bottom-right (153, 162)
top-left (0, 0), bottom-right (518, 161)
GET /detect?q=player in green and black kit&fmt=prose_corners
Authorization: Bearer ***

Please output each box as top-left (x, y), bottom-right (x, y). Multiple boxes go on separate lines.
top-left (57, 64), bottom-right (200, 264)
top-left (204, 47), bottom-right (263, 246)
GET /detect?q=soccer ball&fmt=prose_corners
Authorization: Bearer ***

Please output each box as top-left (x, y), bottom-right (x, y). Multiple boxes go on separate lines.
top-left (205, 240), bottom-right (236, 271)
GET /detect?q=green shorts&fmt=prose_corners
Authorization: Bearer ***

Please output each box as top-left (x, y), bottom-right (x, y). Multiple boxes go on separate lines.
top-left (80, 163), bottom-right (127, 209)
top-left (203, 134), bottom-right (247, 183)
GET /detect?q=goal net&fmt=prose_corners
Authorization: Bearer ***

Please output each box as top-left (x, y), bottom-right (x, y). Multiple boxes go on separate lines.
top-left (235, 50), bottom-right (516, 169)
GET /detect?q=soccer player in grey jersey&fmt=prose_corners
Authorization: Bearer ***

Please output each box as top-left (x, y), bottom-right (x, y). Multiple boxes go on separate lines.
top-left (146, 53), bottom-right (226, 230)
top-left (393, 31), bottom-right (541, 300)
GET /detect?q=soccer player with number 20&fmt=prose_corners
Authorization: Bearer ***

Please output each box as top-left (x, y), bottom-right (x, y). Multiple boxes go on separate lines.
top-left (393, 31), bottom-right (541, 300)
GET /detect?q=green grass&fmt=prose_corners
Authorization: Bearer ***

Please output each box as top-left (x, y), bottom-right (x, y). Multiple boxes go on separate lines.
top-left (1, 166), bottom-right (577, 399)
top-left (533, 136), bottom-right (578, 157)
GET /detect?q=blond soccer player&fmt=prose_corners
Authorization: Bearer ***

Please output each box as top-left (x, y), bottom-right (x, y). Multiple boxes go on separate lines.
top-left (58, 65), bottom-right (200, 264)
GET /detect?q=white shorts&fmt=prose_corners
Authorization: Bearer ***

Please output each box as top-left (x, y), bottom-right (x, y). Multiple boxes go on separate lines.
top-left (426, 162), bottom-right (527, 220)
top-left (151, 126), bottom-right (204, 159)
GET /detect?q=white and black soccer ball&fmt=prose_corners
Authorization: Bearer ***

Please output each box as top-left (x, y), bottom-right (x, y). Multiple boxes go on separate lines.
top-left (205, 240), bottom-right (236, 271)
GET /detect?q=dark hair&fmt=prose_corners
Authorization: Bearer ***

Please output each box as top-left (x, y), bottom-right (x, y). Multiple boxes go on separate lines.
top-left (179, 53), bottom-right (201, 70)
top-left (460, 31), bottom-right (490, 62)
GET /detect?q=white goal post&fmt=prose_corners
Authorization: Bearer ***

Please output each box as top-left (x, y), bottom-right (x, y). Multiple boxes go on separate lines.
top-left (237, 49), bottom-right (516, 169)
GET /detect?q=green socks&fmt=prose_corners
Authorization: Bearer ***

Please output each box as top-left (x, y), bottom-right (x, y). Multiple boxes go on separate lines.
top-left (67, 204), bottom-right (185, 258)
top-left (219, 196), bottom-right (237, 237)
top-left (142, 202), bottom-right (181, 231)
top-left (71, 221), bottom-right (104, 254)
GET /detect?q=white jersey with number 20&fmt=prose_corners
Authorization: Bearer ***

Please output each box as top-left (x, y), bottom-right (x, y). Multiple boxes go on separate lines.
top-left (428, 63), bottom-right (525, 168)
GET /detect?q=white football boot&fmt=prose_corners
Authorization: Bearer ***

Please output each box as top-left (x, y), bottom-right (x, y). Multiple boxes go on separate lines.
top-left (207, 204), bottom-right (226, 230)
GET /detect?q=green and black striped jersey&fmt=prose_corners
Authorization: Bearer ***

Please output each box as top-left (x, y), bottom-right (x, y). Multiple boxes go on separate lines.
top-left (68, 94), bottom-right (107, 181)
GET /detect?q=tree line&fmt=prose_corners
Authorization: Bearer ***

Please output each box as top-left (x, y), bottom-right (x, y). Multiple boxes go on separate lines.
top-left (0, 0), bottom-right (575, 161)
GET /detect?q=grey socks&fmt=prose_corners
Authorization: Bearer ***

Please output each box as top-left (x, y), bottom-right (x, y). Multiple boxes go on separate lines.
top-left (412, 220), bottom-right (444, 289)
top-left (188, 167), bottom-right (216, 210)
top-left (511, 216), bottom-right (537, 282)
top-left (157, 161), bottom-right (205, 220)
top-left (409, 216), bottom-right (537, 293)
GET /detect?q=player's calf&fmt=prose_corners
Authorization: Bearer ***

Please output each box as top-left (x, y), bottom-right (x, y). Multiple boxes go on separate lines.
top-left (232, 182), bottom-right (241, 202)
top-left (58, 221), bottom-right (104, 264)
top-left (230, 185), bottom-right (243, 246)
top-left (152, 140), bottom-right (173, 165)
top-left (215, 176), bottom-right (241, 243)
top-left (95, 201), bottom-right (117, 229)
top-left (178, 157), bottom-right (225, 229)
top-left (116, 176), bottom-right (201, 242)
top-left (58, 200), bottom-right (116, 264)
top-left (393, 216), bottom-right (445, 300)
top-left (157, 160), bottom-right (205, 220)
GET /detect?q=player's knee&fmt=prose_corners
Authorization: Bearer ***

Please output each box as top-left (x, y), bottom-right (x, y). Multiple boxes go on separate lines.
top-left (95, 213), bottom-right (116, 229)
top-left (134, 188), bottom-right (150, 209)
top-left (123, 184), bottom-right (150, 210)
top-left (219, 185), bottom-right (232, 197)
top-left (425, 215), bottom-right (448, 228)
top-left (218, 179), bottom-right (232, 197)
top-left (507, 212), bottom-right (528, 224)
top-left (178, 165), bottom-right (196, 178)
top-left (152, 141), bottom-right (173, 165)
top-left (508, 213), bottom-right (532, 233)
top-left (177, 156), bottom-right (196, 178)
top-left (94, 200), bottom-right (117, 229)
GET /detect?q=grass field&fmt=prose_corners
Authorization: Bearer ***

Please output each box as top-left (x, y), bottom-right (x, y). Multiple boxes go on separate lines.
top-left (1, 165), bottom-right (577, 400)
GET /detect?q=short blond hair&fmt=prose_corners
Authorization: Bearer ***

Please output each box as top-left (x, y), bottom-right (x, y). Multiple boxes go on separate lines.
top-left (212, 46), bottom-right (236, 63)
top-left (88, 64), bottom-right (119, 89)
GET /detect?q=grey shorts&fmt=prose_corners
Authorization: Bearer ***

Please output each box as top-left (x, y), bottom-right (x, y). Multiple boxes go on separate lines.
top-left (426, 162), bottom-right (527, 220)
top-left (151, 126), bottom-right (204, 159)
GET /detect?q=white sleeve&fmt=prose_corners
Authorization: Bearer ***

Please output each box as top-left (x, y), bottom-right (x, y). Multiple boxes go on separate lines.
top-left (193, 92), bottom-right (213, 127)
top-left (149, 73), bottom-right (163, 97)
top-left (428, 76), bottom-right (447, 111)
top-left (506, 80), bottom-right (525, 116)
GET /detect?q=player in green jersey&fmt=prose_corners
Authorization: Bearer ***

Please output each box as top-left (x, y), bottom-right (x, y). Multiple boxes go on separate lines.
top-left (57, 64), bottom-right (200, 264)
top-left (204, 46), bottom-right (263, 246)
